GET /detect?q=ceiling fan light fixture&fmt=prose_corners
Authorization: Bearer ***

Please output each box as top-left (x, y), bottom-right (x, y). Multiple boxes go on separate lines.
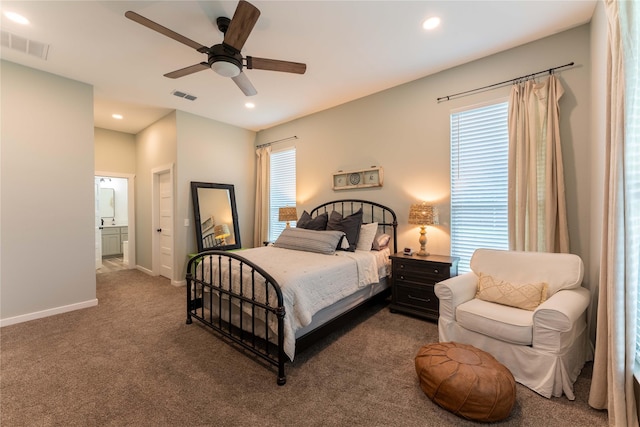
top-left (211, 60), bottom-right (241, 77)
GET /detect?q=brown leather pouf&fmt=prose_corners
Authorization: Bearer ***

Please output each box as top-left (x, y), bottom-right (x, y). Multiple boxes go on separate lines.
top-left (415, 342), bottom-right (516, 422)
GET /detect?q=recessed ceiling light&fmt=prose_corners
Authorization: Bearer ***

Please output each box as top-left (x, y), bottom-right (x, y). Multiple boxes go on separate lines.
top-left (4, 11), bottom-right (29, 25)
top-left (245, 102), bottom-right (255, 109)
top-left (422, 16), bottom-right (440, 31)
top-left (112, 114), bottom-right (123, 120)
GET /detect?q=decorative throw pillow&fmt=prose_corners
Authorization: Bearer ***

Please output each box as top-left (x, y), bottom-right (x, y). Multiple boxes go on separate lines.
top-left (296, 211), bottom-right (328, 230)
top-left (273, 228), bottom-right (345, 255)
top-left (356, 222), bottom-right (378, 251)
top-left (476, 273), bottom-right (549, 311)
top-left (326, 209), bottom-right (363, 252)
top-left (372, 232), bottom-right (391, 251)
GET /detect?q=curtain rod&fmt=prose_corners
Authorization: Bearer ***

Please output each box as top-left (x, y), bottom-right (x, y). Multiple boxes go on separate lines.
top-left (256, 135), bottom-right (298, 149)
top-left (436, 61), bottom-right (575, 103)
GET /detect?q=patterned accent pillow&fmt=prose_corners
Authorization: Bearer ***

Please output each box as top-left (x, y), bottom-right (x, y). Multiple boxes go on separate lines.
top-left (476, 273), bottom-right (548, 311)
top-left (273, 228), bottom-right (345, 255)
top-left (372, 232), bottom-right (391, 251)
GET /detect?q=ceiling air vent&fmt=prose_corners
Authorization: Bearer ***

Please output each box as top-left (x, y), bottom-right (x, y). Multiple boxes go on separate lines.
top-left (171, 90), bottom-right (197, 101)
top-left (1, 30), bottom-right (49, 60)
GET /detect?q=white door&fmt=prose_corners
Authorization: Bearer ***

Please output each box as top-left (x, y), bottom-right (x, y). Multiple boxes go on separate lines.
top-left (157, 170), bottom-right (173, 279)
top-left (94, 177), bottom-right (103, 269)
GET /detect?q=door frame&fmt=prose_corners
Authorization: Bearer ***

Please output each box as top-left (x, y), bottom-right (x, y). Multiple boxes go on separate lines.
top-left (151, 163), bottom-right (174, 279)
top-left (95, 171), bottom-right (136, 268)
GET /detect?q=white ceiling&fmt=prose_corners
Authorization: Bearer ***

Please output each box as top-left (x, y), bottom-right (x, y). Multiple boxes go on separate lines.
top-left (1, 1), bottom-right (596, 134)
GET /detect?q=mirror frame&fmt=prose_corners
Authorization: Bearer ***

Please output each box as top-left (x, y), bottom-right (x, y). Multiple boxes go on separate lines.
top-left (191, 181), bottom-right (242, 252)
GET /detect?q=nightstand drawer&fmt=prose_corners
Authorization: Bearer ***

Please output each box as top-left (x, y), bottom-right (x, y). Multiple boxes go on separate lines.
top-left (394, 283), bottom-right (438, 313)
top-left (394, 260), bottom-right (450, 282)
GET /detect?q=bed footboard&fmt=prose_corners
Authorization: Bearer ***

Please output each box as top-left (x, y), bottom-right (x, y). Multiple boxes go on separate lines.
top-left (185, 250), bottom-right (287, 385)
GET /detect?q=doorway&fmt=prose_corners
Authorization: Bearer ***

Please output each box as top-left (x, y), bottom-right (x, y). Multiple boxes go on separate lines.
top-left (95, 172), bottom-right (136, 273)
top-left (152, 165), bottom-right (174, 280)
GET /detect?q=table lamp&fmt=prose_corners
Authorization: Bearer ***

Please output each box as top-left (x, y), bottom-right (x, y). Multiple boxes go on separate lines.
top-left (408, 202), bottom-right (434, 256)
top-left (278, 206), bottom-right (297, 228)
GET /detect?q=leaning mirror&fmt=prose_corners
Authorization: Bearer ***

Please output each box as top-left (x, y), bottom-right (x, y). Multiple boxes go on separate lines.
top-left (191, 182), bottom-right (241, 252)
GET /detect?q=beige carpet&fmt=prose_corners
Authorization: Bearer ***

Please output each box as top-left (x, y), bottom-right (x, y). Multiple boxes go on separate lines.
top-left (1, 270), bottom-right (607, 426)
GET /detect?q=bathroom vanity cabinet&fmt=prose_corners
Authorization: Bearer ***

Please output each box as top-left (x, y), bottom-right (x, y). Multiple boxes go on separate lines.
top-left (101, 226), bottom-right (128, 257)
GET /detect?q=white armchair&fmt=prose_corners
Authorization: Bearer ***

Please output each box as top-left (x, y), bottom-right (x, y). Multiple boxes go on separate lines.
top-left (434, 249), bottom-right (593, 400)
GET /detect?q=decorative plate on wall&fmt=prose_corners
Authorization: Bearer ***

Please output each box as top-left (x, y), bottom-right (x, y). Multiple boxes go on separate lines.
top-left (333, 167), bottom-right (383, 190)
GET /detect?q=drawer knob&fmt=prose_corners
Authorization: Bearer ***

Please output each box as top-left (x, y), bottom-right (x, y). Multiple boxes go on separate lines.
top-left (399, 275), bottom-right (405, 280)
top-left (434, 269), bottom-right (439, 274)
top-left (400, 264), bottom-right (405, 269)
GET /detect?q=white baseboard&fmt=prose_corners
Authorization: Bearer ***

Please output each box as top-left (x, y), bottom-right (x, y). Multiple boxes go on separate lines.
top-left (136, 265), bottom-right (153, 275)
top-left (135, 265), bottom-right (184, 286)
top-left (0, 298), bottom-right (99, 328)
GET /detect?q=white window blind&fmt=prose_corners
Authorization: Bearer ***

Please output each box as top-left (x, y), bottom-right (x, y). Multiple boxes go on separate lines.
top-left (269, 148), bottom-right (296, 242)
top-left (450, 101), bottom-right (509, 273)
top-left (620, 2), bottom-right (640, 374)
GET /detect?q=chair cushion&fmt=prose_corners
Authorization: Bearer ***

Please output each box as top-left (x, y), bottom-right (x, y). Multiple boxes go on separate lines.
top-left (415, 342), bottom-right (516, 422)
top-left (457, 298), bottom-right (534, 345)
top-left (470, 249), bottom-right (584, 296)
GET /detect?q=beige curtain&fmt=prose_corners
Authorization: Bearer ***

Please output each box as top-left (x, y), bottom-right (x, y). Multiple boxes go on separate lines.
top-left (508, 74), bottom-right (570, 253)
top-left (253, 146), bottom-right (271, 247)
top-left (589, 1), bottom-right (639, 426)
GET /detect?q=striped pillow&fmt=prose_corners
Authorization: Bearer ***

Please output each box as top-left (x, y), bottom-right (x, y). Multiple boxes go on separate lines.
top-left (273, 228), bottom-right (346, 255)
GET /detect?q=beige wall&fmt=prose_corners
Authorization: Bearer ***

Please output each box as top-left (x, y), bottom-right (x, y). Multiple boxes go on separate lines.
top-left (94, 127), bottom-right (136, 173)
top-left (135, 112), bottom-right (178, 274)
top-left (0, 60), bottom-right (96, 324)
top-left (257, 25), bottom-right (594, 286)
top-left (132, 110), bottom-right (255, 283)
top-left (175, 111), bottom-right (256, 281)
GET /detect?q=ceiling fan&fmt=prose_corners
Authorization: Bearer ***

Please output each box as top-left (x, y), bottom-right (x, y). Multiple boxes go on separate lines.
top-left (125, 0), bottom-right (306, 96)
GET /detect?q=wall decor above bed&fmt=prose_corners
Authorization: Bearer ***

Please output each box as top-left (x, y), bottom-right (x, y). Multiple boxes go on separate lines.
top-left (333, 166), bottom-right (383, 190)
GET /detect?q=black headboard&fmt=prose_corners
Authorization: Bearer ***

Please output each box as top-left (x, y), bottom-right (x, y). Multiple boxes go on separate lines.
top-left (309, 199), bottom-right (398, 254)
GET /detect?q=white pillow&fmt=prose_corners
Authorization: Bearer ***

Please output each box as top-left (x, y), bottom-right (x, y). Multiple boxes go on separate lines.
top-left (356, 222), bottom-right (378, 251)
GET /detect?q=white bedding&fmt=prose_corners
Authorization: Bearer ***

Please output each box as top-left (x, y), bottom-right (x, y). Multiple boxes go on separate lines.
top-left (195, 246), bottom-right (389, 360)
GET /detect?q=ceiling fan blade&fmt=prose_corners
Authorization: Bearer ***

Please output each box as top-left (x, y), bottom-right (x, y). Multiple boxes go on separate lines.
top-left (125, 11), bottom-right (209, 53)
top-left (232, 72), bottom-right (257, 96)
top-left (246, 56), bottom-right (307, 74)
top-left (223, 1), bottom-right (260, 52)
top-left (164, 62), bottom-right (210, 79)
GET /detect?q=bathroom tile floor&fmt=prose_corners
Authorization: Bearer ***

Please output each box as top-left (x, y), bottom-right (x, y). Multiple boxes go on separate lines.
top-left (97, 257), bottom-right (127, 274)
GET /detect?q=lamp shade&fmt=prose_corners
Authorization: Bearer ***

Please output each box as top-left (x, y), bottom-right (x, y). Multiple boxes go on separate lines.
top-left (278, 206), bottom-right (298, 222)
top-left (408, 203), bottom-right (434, 226)
top-left (213, 223), bottom-right (231, 239)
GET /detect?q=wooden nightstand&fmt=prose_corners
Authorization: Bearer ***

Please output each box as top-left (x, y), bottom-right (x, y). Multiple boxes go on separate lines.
top-left (389, 253), bottom-right (459, 321)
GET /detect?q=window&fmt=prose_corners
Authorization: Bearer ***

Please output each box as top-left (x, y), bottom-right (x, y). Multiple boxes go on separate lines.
top-left (269, 148), bottom-right (296, 242)
top-left (620, 2), bottom-right (640, 374)
top-left (450, 101), bottom-right (509, 273)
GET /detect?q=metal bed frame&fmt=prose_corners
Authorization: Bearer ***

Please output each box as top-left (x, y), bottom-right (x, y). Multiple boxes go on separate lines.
top-left (185, 199), bottom-right (397, 385)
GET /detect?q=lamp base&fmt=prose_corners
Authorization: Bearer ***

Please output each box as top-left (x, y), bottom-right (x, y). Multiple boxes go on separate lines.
top-left (417, 225), bottom-right (429, 257)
